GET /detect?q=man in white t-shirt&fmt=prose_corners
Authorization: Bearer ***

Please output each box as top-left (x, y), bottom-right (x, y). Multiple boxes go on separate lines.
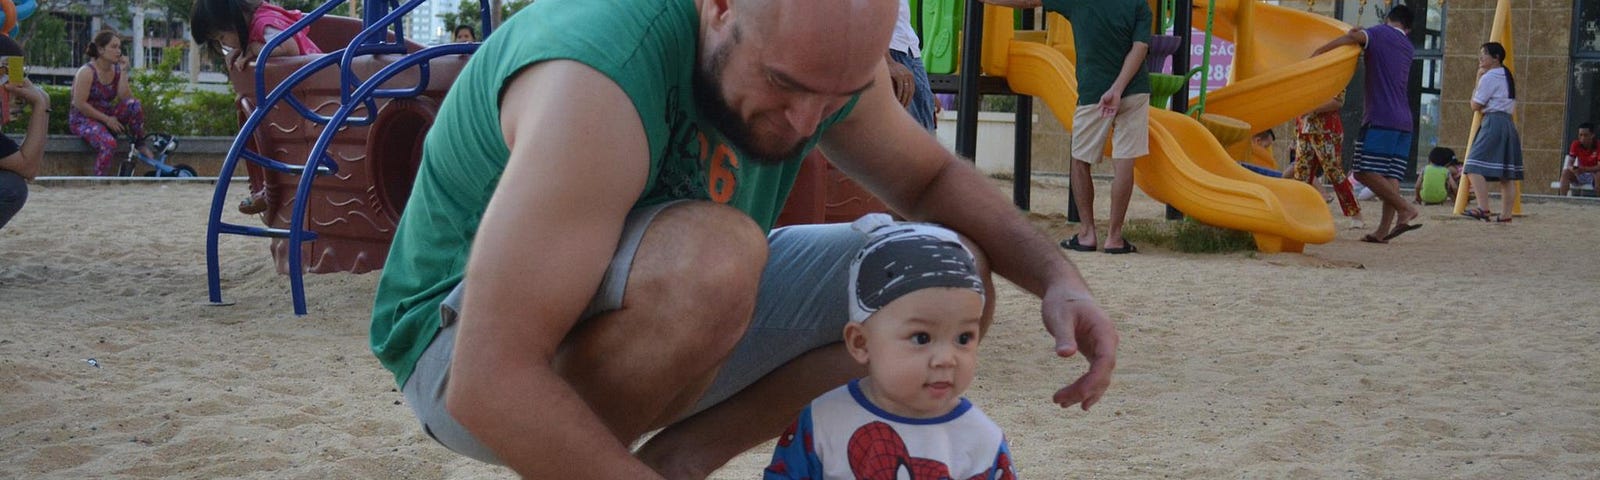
top-left (887, 0), bottom-right (936, 131)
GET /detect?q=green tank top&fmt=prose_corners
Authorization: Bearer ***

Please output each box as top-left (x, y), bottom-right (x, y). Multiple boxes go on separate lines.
top-left (1419, 164), bottom-right (1449, 203)
top-left (370, 0), bottom-right (860, 387)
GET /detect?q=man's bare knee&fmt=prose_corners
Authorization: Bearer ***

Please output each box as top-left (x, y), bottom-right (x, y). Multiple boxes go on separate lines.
top-left (627, 202), bottom-right (769, 348)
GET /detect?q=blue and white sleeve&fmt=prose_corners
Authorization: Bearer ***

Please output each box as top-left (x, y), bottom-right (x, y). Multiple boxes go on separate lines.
top-left (988, 436), bottom-right (1018, 480)
top-left (763, 408), bottom-right (822, 479)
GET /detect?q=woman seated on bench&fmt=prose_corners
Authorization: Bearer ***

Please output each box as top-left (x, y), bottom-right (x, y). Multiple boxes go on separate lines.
top-left (68, 30), bottom-right (153, 176)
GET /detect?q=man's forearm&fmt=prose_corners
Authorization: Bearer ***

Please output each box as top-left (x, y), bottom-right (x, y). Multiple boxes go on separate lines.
top-left (6, 100), bottom-right (51, 180)
top-left (21, 105), bottom-right (48, 172)
top-left (449, 365), bottom-right (666, 479)
top-left (1108, 42), bottom-right (1149, 95)
top-left (1312, 34), bottom-right (1358, 56)
top-left (906, 157), bottom-right (1091, 298)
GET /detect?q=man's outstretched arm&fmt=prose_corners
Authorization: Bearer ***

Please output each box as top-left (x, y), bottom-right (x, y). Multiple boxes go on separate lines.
top-left (820, 63), bottom-right (1117, 411)
top-left (445, 60), bottom-right (662, 479)
top-left (1312, 28), bottom-right (1368, 56)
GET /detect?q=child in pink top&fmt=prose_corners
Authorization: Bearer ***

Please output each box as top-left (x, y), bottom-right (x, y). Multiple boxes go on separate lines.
top-left (190, 0), bottom-right (326, 214)
top-left (190, 0), bottom-right (323, 73)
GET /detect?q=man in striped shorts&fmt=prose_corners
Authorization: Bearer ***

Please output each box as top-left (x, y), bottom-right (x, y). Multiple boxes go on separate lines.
top-left (1311, 5), bottom-right (1421, 243)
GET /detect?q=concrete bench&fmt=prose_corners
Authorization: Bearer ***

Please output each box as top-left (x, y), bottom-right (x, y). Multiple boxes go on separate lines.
top-left (1550, 154), bottom-right (1598, 197)
top-left (29, 134), bottom-right (240, 177)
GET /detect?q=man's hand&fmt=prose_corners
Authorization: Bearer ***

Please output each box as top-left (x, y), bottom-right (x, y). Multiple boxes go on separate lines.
top-left (887, 56), bottom-right (915, 107)
top-left (1097, 89), bottom-right (1121, 118)
top-left (1039, 287), bottom-right (1118, 411)
top-left (3, 80), bottom-right (46, 107)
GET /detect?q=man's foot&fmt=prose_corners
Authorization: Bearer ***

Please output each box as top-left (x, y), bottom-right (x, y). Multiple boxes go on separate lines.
top-left (1360, 234), bottom-right (1388, 244)
top-left (1462, 208), bottom-right (1493, 221)
top-left (1060, 234), bottom-right (1097, 252)
top-left (1395, 207), bottom-right (1421, 228)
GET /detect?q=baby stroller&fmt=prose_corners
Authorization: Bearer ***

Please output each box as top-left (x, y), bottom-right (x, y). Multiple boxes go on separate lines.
top-left (117, 133), bottom-right (196, 177)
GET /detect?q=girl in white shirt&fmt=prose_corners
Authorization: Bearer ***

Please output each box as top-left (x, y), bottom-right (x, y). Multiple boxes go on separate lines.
top-left (1460, 42), bottom-right (1523, 223)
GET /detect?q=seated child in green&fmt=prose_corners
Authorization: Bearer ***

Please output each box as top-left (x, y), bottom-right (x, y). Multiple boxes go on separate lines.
top-left (763, 213), bottom-right (1016, 480)
top-left (1414, 147), bottom-right (1460, 205)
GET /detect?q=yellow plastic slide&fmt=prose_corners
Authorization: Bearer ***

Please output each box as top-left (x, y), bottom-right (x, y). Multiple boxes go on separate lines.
top-left (984, 3), bottom-right (1356, 253)
top-left (1191, 1), bottom-right (1361, 139)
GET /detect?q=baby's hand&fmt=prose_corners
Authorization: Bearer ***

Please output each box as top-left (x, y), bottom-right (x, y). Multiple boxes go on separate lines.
top-left (226, 49), bottom-right (247, 72)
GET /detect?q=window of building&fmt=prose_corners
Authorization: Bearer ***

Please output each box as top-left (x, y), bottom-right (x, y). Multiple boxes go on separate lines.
top-left (1568, 1), bottom-right (1600, 144)
top-left (1411, 1), bottom-right (1445, 167)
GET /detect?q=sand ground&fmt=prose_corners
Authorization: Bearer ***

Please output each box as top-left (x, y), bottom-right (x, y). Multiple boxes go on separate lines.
top-left (2, 179), bottom-right (1597, 479)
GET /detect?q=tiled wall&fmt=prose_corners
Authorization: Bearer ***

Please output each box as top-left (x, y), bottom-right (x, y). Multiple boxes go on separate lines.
top-left (1441, 0), bottom-right (1572, 193)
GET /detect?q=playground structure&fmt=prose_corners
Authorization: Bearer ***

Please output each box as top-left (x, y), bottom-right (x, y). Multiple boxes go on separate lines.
top-left (944, 0), bottom-right (1358, 253)
top-left (202, 0), bottom-right (1374, 313)
top-left (205, 0), bottom-right (486, 315)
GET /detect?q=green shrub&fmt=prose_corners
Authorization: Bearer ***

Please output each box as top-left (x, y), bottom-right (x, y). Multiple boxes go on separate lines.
top-left (133, 47), bottom-right (240, 137)
top-left (41, 85), bottom-right (71, 135)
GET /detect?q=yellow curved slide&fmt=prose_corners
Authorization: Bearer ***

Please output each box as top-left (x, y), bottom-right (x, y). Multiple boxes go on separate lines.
top-left (986, 3), bottom-right (1354, 253)
top-left (1190, 1), bottom-right (1361, 138)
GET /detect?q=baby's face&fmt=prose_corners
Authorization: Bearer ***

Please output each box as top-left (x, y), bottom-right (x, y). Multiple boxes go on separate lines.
top-left (856, 288), bottom-right (984, 418)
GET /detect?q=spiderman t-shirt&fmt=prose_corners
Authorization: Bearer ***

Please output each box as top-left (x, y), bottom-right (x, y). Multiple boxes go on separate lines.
top-left (764, 379), bottom-right (1016, 480)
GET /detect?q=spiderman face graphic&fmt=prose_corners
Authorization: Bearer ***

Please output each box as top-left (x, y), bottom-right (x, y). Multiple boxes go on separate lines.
top-left (847, 421), bottom-right (1012, 480)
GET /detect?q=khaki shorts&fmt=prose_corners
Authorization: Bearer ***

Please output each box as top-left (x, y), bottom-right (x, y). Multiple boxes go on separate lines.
top-left (1071, 93), bottom-right (1150, 163)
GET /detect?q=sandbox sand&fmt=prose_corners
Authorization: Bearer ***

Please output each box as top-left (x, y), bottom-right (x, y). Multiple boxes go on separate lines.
top-left (2, 179), bottom-right (1596, 478)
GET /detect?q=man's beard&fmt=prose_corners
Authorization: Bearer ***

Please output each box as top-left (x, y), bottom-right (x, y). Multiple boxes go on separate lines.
top-left (693, 36), bottom-right (812, 165)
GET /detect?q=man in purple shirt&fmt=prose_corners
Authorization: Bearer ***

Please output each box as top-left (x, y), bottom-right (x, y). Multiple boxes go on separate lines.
top-left (1312, 5), bottom-right (1420, 244)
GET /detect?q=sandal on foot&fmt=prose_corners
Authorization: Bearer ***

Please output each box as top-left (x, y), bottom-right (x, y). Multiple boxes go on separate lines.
top-left (1462, 208), bottom-right (1493, 221)
top-left (1495, 215), bottom-right (1513, 223)
top-left (1103, 240), bottom-right (1138, 254)
top-left (238, 191), bottom-right (270, 215)
top-left (1382, 223), bottom-right (1422, 241)
top-left (1360, 234), bottom-right (1388, 244)
top-left (1060, 235), bottom-right (1097, 252)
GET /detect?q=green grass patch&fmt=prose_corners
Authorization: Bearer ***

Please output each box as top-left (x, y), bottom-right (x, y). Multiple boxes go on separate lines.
top-left (1120, 218), bottom-right (1257, 254)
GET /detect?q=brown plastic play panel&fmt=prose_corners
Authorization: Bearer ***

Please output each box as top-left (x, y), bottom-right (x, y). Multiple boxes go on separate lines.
top-left (228, 16), bottom-right (465, 274)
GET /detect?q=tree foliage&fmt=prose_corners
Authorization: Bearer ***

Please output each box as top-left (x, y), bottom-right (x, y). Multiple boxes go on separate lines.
top-left (438, 0), bottom-right (532, 37)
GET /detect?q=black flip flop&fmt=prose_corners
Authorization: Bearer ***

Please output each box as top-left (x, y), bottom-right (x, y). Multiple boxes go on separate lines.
top-left (1060, 235), bottom-right (1097, 252)
top-left (1382, 223), bottom-right (1422, 241)
top-left (1360, 234), bottom-right (1388, 244)
top-left (1103, 241), bottom-right (1138, 254)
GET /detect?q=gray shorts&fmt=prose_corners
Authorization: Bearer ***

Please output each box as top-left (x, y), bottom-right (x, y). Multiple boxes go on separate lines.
top-left (401, 200), bottom-right (865, 464)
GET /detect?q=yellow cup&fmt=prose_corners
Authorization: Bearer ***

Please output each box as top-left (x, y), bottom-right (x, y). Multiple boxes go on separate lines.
top-left (5, 56), bottom-right (22, 85)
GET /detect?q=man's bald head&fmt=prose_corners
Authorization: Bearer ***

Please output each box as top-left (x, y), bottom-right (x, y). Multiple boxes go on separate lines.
top-left (696, 0), bottom-right (897, 163)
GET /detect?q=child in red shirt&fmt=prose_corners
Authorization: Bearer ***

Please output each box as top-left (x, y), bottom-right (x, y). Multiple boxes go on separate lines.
top-left (1560, 122), bottom-right (1598, 196)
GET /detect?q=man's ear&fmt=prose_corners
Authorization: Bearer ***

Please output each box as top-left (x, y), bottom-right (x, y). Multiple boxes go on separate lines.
top-left (843, 323), bottom-right (871, 365)
top-left (705, 0), bottom-right (734, 28)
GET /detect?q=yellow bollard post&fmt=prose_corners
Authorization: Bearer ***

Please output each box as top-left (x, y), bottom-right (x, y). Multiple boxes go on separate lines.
top-left (1453, 0), bottom-right (1520, 216)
